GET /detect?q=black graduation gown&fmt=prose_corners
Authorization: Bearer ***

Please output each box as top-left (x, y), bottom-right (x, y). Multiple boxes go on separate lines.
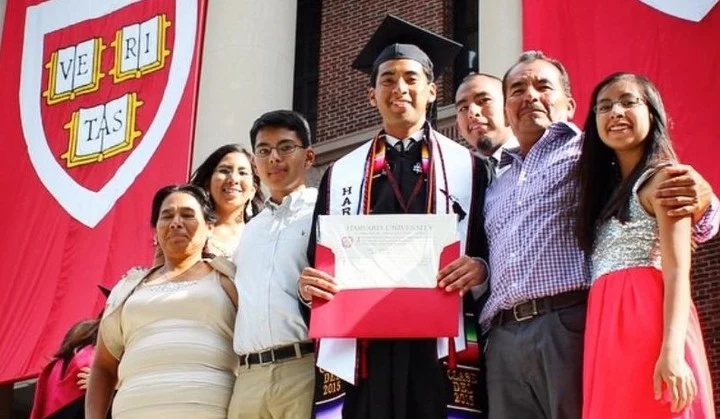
top-left (306, 138), bottom-right (491, 419)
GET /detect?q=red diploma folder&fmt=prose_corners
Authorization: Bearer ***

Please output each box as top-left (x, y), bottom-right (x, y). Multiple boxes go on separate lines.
top-left (309, 241), bottom-right (461, 338)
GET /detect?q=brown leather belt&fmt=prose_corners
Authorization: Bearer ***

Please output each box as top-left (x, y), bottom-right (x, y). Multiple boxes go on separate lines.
top-left (491, 290), bottom-right (588, 327)
top-left (240, 342), bottom-right (314, 366)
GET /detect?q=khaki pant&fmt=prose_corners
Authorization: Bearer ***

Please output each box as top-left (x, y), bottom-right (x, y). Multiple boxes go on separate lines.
top-left (227, 353), bottom-right (315, 419)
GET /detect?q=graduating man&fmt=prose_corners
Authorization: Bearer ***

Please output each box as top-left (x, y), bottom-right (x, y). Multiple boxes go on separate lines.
top-left (298, 15), bottom-right (492, 419)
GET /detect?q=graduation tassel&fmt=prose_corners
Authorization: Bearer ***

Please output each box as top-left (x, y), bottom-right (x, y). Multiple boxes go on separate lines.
top-left (448, 337), bottom-right (457, 370)
top-left (426, 100), bottom-right (438, 128)
top-left (359, 339), bottom-right (370, 379)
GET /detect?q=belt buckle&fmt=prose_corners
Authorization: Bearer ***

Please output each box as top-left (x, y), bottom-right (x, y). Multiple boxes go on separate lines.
top-left (258, 349), bottom-right (276, 366)
top-left (513, 299), bottom-right (538, 322)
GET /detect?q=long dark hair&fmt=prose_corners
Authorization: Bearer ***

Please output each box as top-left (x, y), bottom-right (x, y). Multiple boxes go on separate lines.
top-left (576, 72), bottom-right (677, 253)
top-left (54, 319), bottom-right (100, 363)
top-left (190, 144), bottom-right (264, 222)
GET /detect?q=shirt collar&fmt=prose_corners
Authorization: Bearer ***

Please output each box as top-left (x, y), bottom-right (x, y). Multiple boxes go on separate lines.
top-left (384, 129), bottom-right (425, 147)
top-left (491, 135), bottom-right (519, 162)
top-left (512, 121), bottom-right (581, 158)
top-left (549, 121), bottom-right (581, 137)
top-left (265, 187), bottom-right (317, 214)
top-left (536, 121), bottom-right (581, 149)
top-left (499, 145), bottom-right (521, 168)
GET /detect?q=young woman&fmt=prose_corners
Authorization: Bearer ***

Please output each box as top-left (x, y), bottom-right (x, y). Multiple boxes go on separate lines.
top-left (188, 144), bottom-right (264, 259)
top-left (577, 73), bottom-right (714, 418)
top-left (190, 144), bottom-right (264, 258)
top-left (152, 145), bottom-right (263, 265)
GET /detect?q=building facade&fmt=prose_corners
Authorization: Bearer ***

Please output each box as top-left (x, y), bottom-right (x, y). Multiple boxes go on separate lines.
top-left (303, 2), bottom-right (720, 410)
top-left (1, 0), bottom-right (718, 416)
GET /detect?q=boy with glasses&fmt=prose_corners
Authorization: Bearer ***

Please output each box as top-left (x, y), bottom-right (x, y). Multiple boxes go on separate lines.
top-left (228, 110), bottom-right (318, 418)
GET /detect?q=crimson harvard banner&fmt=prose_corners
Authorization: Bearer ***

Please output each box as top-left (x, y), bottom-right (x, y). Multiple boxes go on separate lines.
top-left (523, 0), bottom-right (720, 190)
top-left (0, 0), bottom-right (206, 383)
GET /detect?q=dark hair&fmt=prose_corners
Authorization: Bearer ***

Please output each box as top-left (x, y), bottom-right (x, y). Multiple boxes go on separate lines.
top-left (502, 50), bottom-right (572, 99)
top-left (150, 184), bottom-right (218, 228)
top-left (576, 72), bottom-right (677, 253)
top-left (460, 72), bottom-right (502, 85)
top-left (249, 110), bottom-right (312, 149)
top-left (190, 144), bottom-right (264, 222)
top-left (369, 60), bottom-right (434, 87)
top-left (54, 319), bottom-right (100, 363)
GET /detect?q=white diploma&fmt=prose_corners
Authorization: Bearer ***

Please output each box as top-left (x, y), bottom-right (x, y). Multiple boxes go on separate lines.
top-left (317, 214), bottom-right (458, 289)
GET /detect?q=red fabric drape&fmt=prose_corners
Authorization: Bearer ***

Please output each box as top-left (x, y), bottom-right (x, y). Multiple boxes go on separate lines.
top-left (522, 0), bottom-right (720, 190)
top-left (0, 0), bottom-right (207, 383)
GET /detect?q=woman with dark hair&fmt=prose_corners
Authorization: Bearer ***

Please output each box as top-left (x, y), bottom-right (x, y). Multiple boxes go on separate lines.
top-left (85, 184), bottom-right (239, 419)
top-left (577, 73), bottom-right (714, 418)
top-left (189, 144), bottom-right (264, 258)
top-left (30, 318), bottom-right (100, 419)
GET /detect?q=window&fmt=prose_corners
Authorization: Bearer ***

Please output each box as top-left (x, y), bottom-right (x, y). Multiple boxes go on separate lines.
top-left (453, 0), bottom-right (479, 92)
top-left (293, 0), bottom-right (322, 140)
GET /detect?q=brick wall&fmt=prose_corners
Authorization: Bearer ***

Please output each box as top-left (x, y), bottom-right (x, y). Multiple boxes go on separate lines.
top-left (691, 236), bottom-right (720, 408)
top-left (316, 0), bottom-right (453, 145)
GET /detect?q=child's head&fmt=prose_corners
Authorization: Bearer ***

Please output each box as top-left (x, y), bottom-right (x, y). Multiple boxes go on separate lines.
top-left (54, 318), bottom-right (100, 361)
top-left (584, 72), bottom-right (676, 163)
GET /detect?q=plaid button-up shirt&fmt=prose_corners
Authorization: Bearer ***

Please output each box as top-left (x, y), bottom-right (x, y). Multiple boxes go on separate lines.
top-left (480, 122), bottom-right (587, 327)
top-left (479, 121), bottom-right (720, 328)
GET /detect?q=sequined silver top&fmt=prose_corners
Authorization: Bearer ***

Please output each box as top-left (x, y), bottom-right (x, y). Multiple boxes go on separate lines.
top-left (591, 169), bottom-right (662, 281)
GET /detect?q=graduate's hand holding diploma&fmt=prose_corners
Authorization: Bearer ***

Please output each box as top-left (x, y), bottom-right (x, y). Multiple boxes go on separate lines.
top-left (436, 255), bottom-right (487, 297)
top-left (299, 254), bottom-right (488, 303)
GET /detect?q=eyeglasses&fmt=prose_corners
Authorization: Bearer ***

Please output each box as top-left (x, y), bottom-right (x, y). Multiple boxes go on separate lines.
top-left (254, 141), bottom-right (305, 158)
top-left (594, 96), bottom-right (646, 114)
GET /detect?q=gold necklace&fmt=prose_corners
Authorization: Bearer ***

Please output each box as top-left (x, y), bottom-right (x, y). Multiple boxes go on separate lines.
top-left (146, 260), bottom-right (202, 285)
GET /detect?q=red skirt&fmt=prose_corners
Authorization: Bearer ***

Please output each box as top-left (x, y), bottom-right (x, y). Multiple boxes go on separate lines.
top-left (583, 267), bottom-right (715, 419)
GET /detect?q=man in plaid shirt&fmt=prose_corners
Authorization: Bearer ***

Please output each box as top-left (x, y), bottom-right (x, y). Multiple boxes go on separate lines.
top-left (478, 51), bottom-right (719, 419)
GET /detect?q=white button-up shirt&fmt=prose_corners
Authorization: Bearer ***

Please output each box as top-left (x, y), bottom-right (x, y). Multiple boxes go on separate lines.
top-left (384, 129), bottom-right (425, 151)
top-left (232, 187), bottom-right (317, 355)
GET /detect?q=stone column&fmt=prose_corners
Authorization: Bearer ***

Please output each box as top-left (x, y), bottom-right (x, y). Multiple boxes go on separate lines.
top-left (192, 0), bottom-right (298, 168)
top-left (0, 0), bottom-right (7, 47)
top-left (477, 0), bottom-right (522, 78)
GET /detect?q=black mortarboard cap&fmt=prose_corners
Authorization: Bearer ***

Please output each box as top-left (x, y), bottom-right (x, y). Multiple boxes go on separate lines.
top-left (352, 15), bottom-right (463, 80)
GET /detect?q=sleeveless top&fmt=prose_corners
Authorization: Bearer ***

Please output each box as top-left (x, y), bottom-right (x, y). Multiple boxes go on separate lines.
top-left (591, 167), bottom-right (666, 282)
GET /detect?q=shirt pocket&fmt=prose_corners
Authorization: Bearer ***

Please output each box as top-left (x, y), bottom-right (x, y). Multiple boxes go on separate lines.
top-left (523, 158), bottom-right (576, 207)
top-left (278, 214), bottom-right (311, 244)
top-left (484, 184), bottom-right (516, 240)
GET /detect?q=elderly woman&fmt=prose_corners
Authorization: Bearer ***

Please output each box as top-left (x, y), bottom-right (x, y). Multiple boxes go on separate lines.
top-left (85, 184), bottom-right (238, 419)
top-left (190, 144), bottom-right (264, 258)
